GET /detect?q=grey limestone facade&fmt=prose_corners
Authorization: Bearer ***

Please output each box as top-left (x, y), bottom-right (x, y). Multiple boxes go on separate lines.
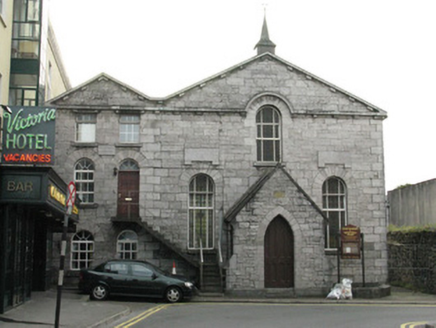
top-left (48, 22), bottom-right (388, 296)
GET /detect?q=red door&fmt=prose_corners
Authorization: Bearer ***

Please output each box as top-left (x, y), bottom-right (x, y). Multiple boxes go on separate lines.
top-left (117, 171), bottom-right (139, 219)
top-left (264, 216), bottom-right (294, 288)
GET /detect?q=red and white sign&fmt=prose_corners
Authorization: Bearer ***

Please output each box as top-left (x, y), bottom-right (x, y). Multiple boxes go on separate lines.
top-left (66, 181), bottom-right (76, 207)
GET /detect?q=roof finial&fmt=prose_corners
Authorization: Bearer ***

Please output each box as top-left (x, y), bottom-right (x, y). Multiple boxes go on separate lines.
top-left (254, 5), bottom-right (276, 55)
top-left (262, 3), bottom-right (268, 16)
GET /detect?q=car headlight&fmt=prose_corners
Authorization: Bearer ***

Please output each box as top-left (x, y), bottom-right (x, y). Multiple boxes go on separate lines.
top-left (184, 282), bottom-right (194, 288)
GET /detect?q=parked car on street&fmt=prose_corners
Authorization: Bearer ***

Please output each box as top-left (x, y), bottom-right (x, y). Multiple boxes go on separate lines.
top-left (78, 259), bottom-right (195, 303)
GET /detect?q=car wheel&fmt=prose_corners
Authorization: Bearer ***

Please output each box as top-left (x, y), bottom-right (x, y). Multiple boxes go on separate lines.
top-left (165, 286), bottom-right (182, 303)
top-left (90, 284), bottom-right (109, 301)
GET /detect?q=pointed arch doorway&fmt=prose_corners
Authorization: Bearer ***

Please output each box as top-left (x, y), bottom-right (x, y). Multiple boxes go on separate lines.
top-left (264, 216), bottom-right (294, 288)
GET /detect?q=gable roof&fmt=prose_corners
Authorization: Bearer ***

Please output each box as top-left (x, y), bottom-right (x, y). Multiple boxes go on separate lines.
top-left (47, 73), bottom-right (158, 106)
top-left (47, 53), bottom-right (386, 117)
top-left (224, 165), bottom-right (328, 223)
top-left (164, 52), bottom-right (386, 116)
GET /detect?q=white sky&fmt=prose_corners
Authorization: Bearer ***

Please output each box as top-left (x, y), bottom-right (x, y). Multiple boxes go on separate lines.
top-left (49, 0), bottom-right (436, 192)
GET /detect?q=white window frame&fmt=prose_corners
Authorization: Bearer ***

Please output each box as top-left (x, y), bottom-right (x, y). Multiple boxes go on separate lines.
top-left (117, 230), bottom-right (138, 259)
top-left (256, 106), bottom-right (281, 163)
top-left (188, 174), bottom-right (214, 250)
top-left (119, 114), bottom-right (139, 143)
top-left (71, 230), bottom-right (94, 270)
top-left (322, 177), bottom-right (347, 249)
top-left (76, 114), bottom-right (96, 143)
top-left (74, 158), bottom-right (95, 204)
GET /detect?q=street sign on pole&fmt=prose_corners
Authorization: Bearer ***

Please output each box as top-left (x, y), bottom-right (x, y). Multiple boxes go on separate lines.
top-left (67, 181), bottom-right (76, 208)
top-left (55, 181), bottom-right (76, 328)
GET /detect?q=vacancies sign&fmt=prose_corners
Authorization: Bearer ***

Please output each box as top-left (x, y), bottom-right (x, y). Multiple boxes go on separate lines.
top-left (2, 106), bottom-right (56, 165)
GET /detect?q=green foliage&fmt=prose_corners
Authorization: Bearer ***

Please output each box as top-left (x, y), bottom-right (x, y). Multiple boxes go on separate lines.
top-left (394, 183), bottom-right (412, 190)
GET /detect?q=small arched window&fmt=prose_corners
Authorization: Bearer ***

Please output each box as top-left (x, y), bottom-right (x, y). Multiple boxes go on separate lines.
top-left (74, 158), bottom-right (95, 203)
top-left (71, 230), bottom-right (94, 270)
top-left (322, 177), bottom-right (347, 249)
top-left (256, 106), bottom-right (281, 163)
top-left (117, 230), bottom-right (138, 259)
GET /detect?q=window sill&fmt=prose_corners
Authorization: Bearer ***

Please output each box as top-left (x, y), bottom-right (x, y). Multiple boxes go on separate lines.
top-left (325, 249), bottom-right (338, 256)
top-left (72, 142), bottom-right (98, 148)
top-left (253, 162), bottom-right (284, 167)
top-left (115, 143), bottom-right (142, 148)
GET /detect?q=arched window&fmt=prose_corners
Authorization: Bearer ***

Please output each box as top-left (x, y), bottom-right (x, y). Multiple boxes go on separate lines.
top-left (256, 106), bottom-right (281, 163)
top-left (74, 158), bottom-right (95, 203)
top-left (117, 230), bottom-right (138, 259)
top-left (188, 174), bottom-right (214, 250)
top-left (322, 177), bottom-right (347, 249)
top-left (71, 230), bottom-right (94, 270)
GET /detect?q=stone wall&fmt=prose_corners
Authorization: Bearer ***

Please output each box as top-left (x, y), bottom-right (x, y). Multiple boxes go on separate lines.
top-left (50, 53), bottom-right (388, 293)
top-left (388, 231), bottom-right (436, 294)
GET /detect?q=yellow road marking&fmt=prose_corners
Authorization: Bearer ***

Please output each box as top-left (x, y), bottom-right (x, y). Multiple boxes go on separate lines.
top-left (114, 302), bottom-right (436, 327)
top-left (186, 302), bottom-right (436, 308)
top-left (400, 321), bottom-right (430, 328)
top-left (114, 304), bottom-right (171, 328)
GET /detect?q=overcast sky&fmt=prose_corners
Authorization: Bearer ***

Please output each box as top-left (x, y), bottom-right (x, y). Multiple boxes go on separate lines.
top-left (49, 0), bottom-right (436, 192)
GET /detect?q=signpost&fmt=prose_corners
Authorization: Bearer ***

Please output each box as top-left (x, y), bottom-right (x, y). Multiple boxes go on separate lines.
top-left (55, 181), bottom-right (76, 328)
top-left (341, 225), bottom-right (361, 259)
top-left (337, 225), bottom-right (366, 287)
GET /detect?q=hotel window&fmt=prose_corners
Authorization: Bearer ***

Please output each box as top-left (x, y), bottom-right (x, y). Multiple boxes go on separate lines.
top-left (117, 230), bottom-right (138, 259)
top-left (71, 230), bottom-right (94, 270)
top-left (119, 114), bottom-right (139, 143)
top-left (74, 158), bottom-right (95, 204)
top-left (322, 177), bottom-right (347, 249)
top-left (256, 106), bottom-right (281, 163)
top-left (76, 114), bottom-right (96, 143)
top-left (188, 174), bottom-right (214, 250)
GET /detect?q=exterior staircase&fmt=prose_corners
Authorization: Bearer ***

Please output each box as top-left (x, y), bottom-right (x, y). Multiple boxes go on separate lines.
top-left (139, 221), bottom-right (198, 268)
top-left (137, 221), bottom-right (225, 294)
top-left (199, 251), bottom-right (224, 295)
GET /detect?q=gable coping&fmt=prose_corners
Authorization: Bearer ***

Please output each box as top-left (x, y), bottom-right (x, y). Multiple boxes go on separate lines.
top-left (224, 165), bottom-right (328, 224)
top-left (47, 55), bottom-right (386, 118)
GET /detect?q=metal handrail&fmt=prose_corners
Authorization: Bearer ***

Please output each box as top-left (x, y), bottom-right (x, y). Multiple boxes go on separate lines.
top-left (217, 208), bottom-right (224, 265)
top-left (198, 237), bottom-right (204, 290)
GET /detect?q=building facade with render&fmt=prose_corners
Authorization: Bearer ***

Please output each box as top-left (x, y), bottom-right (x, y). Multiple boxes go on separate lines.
top-left (49, 18), bottom-right (388, 297)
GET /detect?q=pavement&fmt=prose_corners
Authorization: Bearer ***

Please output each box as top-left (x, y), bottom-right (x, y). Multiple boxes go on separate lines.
top-left (0, 287), bottom-right (435, 328)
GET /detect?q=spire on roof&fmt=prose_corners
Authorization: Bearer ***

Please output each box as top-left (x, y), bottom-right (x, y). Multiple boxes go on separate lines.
top-left (254, 14), bottom-right (276, 55)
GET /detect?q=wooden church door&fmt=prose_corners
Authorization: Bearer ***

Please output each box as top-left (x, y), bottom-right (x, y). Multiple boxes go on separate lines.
top-left (264, 216), bottom-right (294, 288)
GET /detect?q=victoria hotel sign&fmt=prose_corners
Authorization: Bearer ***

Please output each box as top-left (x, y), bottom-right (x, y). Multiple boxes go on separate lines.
top-left (2, 106), bottom-right (56, 164)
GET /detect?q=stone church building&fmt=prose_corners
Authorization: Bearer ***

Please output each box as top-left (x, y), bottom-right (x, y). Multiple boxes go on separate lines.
top-left (49, 18), bottom-right (388, 296)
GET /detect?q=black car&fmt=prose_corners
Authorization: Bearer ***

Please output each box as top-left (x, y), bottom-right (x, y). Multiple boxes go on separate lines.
top-left (78, 260), bottom-right (195, 303)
